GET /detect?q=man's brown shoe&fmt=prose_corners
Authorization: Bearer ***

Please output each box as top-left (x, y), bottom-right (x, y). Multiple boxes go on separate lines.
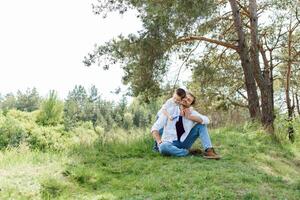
top-left (203, 148), bottom-right (221, 160)
top-left (188, 148), bottom-right (203, 156)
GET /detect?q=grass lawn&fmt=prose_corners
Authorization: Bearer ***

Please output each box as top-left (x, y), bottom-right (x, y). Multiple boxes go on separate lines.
top-left (1, 125), bottom-right (300, 199)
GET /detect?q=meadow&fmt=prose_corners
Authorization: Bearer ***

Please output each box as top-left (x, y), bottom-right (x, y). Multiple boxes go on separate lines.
top-left (1, 120), bottom-right (299, 200)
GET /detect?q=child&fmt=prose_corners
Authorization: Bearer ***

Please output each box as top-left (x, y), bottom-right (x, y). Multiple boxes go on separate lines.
top-left (152, 88), bottom-right (186, 152)
top-left (157, 88), bottom-right (186, 121)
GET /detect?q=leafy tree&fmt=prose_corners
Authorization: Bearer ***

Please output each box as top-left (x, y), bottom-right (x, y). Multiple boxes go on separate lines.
top-left (84, 0), bottom-right (216, 103)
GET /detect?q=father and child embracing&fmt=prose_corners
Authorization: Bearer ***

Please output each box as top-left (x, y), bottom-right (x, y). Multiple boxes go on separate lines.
top-left (151, 88), bottom-right (220, 159)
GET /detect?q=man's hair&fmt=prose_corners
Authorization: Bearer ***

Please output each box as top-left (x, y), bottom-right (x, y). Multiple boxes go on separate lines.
top-left (176, 88), bottom-right (186, 98)
top-left (186, 92), bottom-right (196, 105)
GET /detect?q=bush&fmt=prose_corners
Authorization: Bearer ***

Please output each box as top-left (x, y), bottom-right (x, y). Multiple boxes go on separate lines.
top-left (0, 115), bottom-right (27, 149)
top-left (0, 109), bottom-right (101, 151)
top-left (6, 109), bottom-right (38, 124)
top-left (28, 125), bottom-right (69, 151)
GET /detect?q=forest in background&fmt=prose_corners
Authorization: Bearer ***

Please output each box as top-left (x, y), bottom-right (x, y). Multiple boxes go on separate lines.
top-left (0, 86), bottom-right (162, 151)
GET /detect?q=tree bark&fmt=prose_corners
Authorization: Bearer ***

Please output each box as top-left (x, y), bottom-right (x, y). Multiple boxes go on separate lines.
top-left (296, 92), bottom-right (300, 115)
top-left (229, 0), bottom-right (261, 120)
top-left (286, 19), bottom-right (295, 142)
top-left (249, 0), bottom-right (274, 133)
top-left (259, 46), bottom-right (275, 125)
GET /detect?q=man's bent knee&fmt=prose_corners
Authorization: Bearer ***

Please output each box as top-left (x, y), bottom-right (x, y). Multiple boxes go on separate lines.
top-left (158, 142), bottom-right (172, 155)
top-left (194, 124), bottom-right (206, 129)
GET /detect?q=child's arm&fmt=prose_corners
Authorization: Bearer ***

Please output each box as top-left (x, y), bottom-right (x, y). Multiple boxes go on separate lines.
top-left (162, 108), bottom-right (173, 121)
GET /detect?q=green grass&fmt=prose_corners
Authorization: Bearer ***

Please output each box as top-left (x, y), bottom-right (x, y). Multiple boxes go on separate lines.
top-left (0, 125), bottom-right (300, 200)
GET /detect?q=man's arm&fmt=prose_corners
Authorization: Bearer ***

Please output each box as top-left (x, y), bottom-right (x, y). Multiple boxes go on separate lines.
top-left (150, 114), bottom-right (167, 144)
top-left (182, 108), bottom-right (210, 124)
top-left (152, 130), bottom-right (162, 145)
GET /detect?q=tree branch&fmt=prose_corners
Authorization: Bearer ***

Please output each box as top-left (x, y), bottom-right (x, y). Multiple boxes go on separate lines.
top-left (237, 89), bottom-right (248, 101)
top-left (296, 7), bottom-right (300, 24)
top-left (177, 36), bottom-right (239, 51)
top-left (236, 1), bottom-right (250, 18)
top-left (226, 96), bottom-right (248, 108)
top-left (259, 44), bottom-right (271, 72)
top-left (173, 41), bottom-right (201, 88)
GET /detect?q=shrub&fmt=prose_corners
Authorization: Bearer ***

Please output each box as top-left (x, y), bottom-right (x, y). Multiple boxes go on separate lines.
top-left (28, 125), bottom-right (69, 151)
top-left (6, 109), bottom-right (37, 124)
top-left (0, 116), bottom-right (27, 149)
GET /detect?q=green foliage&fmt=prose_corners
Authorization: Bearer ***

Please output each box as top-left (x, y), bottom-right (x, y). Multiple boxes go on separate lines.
top-left (40, 178), bottom-right (67, 199)
top-left (0, 108), bottom-right (98, 151)
top-left (0, 93), bottom-right (17, 114)
top-left (123, 112), bottom-right (133, 129)
top-left (275, 115), bottom-right (300, 143)
top-left (63, 85), bottom-right (161, 132)
top-left (29, 125), bottom-right (69, 151)
top-left (36, 90), bottom-right (63, 126)
top-left (0, 88), bottom-right (41, 113)
top-left (15, 88), bottom-right (41, 112)
top-left (188, 48), bottom-right (246, 112)
top-left (127, 96), bottom-right (162, 128)
top-left (70, 122), bottom-right (99, 146)
top-left (64, 85), bottom-right (96, 130)
top-left (85, 0), bottom-right (217, 100)
top-left (0, 113), bottom-right (27, 149)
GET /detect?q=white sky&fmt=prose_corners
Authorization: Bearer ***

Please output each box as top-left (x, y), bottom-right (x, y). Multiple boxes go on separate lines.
top-left (0, 0), bottom-right (143, 101)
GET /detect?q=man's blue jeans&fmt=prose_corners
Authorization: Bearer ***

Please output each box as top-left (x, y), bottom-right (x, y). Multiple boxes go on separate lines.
top-left (158, 124), bottom-right (213, 157)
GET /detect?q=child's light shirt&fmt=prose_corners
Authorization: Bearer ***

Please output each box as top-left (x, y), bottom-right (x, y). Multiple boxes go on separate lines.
top-left (157, 98), bottom-right (180, 119)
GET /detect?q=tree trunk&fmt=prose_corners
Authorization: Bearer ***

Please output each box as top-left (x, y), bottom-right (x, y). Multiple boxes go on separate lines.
top-left (269, 52), bottom-right (275, 124)
top-left (296, 92), bottom-right (300, 115)
top-left (249, 0), bottom-right (274, 133)
top-left (260, 46), bottom-right (276, 129)
top-left (229, 0), bottom-right (261, 121)
top-left (286, 20), bottom-right (295, 142)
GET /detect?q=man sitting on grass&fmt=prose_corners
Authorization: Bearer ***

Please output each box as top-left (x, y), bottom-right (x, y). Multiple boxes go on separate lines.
top-left (151, 92), bottom-right (220, 159)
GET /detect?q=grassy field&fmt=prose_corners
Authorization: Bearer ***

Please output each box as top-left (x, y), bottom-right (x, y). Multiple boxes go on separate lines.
top-left (0, 124), bottom-right (300, 200)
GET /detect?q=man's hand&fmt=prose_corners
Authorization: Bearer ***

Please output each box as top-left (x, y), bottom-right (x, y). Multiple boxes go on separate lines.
top-left (181, 107), bottom-right (204, 124)
top-left (181, 108), bottom-right (191, 119)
